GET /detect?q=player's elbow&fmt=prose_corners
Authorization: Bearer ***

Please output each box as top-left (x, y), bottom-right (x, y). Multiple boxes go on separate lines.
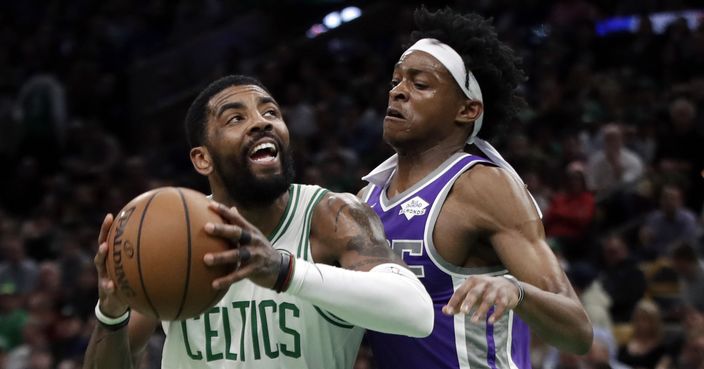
top-left (416, 310), bottom-right (435, 338)
top-left (555, 321), bottom-right (593, 355)
top-left (573, 323), bottom-right (594, 355)
top-left (403, 294), bottom-right (434, 338)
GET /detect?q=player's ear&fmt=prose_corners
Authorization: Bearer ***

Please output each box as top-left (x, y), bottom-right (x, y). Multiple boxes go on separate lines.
top-left (190, 146), bottom-right (213, 176)
top-left (456, 100), bottom-right (483, 126)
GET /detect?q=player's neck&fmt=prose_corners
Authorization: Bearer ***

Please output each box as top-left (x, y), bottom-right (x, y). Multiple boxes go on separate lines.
top-left (211, 190), bottom-right (290, 237)
top-left (391, 143), bottom-right (464, 195)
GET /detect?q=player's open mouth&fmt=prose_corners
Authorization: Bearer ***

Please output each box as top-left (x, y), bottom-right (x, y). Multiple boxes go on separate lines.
top-left (385, 107), bottom-right (405, 120)
top-left (248, 141), bottom-right (279, 164)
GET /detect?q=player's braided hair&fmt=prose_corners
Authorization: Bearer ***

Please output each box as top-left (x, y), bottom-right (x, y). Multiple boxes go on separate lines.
top-left (407, 6), bottom-right (527, 136)
top-left (185, 75), bottom-right (272, 148)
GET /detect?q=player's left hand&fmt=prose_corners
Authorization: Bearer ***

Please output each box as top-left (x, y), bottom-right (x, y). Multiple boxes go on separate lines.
top-left (201, 201), bottom-right (281, 290)
top-left (442, 275), bottom-right (521, 324)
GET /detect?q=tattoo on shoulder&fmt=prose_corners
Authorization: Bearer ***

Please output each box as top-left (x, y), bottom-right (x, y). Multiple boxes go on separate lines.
top-left (345, 257), bottom-right (394, 271)
top-left (333, 202), bottom-right (350, 233)
top-left (328, 197), bottom-right (396, 269)
top-left (341, 201), bottom-right (377, 232)
top-left (346, 235), bottom-right (391, 257)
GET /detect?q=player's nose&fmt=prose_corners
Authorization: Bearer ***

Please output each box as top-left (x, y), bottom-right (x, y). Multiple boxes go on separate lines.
top-left (248, 116), bottom-right (273, 134)
top-left (389, 81), bottom-right (409, 101)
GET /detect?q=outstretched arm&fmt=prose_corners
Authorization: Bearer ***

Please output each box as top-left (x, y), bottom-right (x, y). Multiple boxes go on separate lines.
top-left (445, 166), bottom-right (593, 354)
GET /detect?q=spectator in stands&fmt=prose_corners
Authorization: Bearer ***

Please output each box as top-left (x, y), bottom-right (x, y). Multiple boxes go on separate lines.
top-left (14, 73), bottom-right (68, 169)
top-left (674, 333), bottom-right (704, 369)
top-left (503, 133), bottom-right (550, 176)
top-left (61, 263), bottom-right (98, 321)
top-left (50, 309), bottom-right (86, 365)
top-left (543, 327), bottom-right (629, 369)
top-left (655, 307), bottom-right (704, 369)
top-left (2, 157), bottom-right (44, 217)
top-left (30, 262), bottom-right (62, 305)
top-left (545, 162), bottom-right (596, 262)
top-left (585, 123), bottom-right (644, 196)
top-left (600, 234), bottom-right (647, 323)
top-left (0, 282), bottom-right (28, 351)
top-left (617, 299), bottom-right (668, 369)
top-left (567, 262), bottom-right (613, 331)
top-left (60, 120), bottom-right (122, 178)
top-left (0, 233), bottom-right (38, 295)
top-left (655, 97), bottom-right (704, 212)
top-left (5, 319), bottom-right (49, 369)
top-left (25, 348), bottom-right (52, 369)
top-left (523, 170), bottom-right (552, 215)
top-left (282, 83), bottom-right (317, 141)
top-left (669, 242), bottom-right (704, 312)
top-left (639, 185), bottom-right (699, 259)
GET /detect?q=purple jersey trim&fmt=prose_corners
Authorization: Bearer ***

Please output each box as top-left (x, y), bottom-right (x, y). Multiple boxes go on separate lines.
top-left (486, 307), bottom-right (498, 369)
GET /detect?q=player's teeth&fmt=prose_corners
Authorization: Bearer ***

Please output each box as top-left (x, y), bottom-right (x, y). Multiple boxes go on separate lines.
top-left (253, 143), bottom-right (276, 153)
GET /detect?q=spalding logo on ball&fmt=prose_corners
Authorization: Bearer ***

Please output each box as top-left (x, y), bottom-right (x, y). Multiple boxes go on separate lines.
top-left (106, 187), bottom-right (230, 321)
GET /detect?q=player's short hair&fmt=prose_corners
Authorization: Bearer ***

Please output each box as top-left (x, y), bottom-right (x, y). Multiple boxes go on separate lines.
top-left (407, 6), bottom-right (527, 136)
top-left (185, 75), bottom-right (271, 148)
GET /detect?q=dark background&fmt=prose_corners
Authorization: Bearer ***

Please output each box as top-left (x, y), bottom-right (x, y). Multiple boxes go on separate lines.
top-left (0, 1), bottom-right (703, 368)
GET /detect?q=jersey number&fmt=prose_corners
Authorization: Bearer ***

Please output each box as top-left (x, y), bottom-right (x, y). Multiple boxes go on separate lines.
top-left (389, 240), bottom-right (425, 278)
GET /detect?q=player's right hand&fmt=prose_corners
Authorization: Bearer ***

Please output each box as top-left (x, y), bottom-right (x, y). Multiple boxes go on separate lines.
top-left (203, 201), bottom-right (281, 290)
top-left (94, 213), bottom-right (129, 317)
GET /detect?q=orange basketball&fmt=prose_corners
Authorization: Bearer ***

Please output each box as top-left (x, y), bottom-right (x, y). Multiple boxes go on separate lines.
top-left (105, 187), bottom-right (230, 321)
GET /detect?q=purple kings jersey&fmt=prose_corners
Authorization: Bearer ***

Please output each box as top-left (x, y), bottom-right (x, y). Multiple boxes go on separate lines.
top-left (362, 152), bottom-right (532, 369)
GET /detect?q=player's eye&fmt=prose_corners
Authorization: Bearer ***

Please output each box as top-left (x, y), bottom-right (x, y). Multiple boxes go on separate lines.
top-left (263, 109), bottom-right (278, 118)
top-left (389, 79), bottom-right (400, 89)
top-left (227, 115), bottom-right (243, 124)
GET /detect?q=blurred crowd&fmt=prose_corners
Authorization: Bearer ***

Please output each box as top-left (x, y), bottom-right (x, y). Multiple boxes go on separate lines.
top-left (1, 1), bottom-right (703, 368)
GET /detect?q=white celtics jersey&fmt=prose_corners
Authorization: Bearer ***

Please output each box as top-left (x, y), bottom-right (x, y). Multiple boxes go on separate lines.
top-left (160, 184), bottom-right (365, 369)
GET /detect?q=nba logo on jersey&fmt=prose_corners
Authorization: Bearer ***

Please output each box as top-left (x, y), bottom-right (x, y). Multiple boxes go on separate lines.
top-left (399, 196), bottom-right (429, 220)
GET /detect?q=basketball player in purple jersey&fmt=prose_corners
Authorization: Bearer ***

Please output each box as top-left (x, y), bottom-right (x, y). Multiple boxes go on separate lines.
top-left (360, 7), bottom-right (593, 369)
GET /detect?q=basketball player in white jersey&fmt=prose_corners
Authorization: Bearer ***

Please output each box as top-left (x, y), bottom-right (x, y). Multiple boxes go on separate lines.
top-left (83, 75), bottom-right (434, 369)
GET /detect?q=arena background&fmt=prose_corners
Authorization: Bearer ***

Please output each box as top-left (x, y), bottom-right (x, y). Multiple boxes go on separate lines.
top-left (1, 1), bottom-right (703, 368)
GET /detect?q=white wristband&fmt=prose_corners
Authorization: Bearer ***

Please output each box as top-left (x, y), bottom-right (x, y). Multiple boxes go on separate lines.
top-left (94, 301), bottom-right (130, 326)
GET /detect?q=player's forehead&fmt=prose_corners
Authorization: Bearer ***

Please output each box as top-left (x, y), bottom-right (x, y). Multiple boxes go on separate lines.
top-left (394, 50), bottom-right (450, 78)
top-left (208, 84), bottom-right (274, 112)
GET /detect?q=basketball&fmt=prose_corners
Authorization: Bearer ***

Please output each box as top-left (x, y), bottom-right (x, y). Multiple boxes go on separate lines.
top-left (105, 187), bottom-right (231, 321)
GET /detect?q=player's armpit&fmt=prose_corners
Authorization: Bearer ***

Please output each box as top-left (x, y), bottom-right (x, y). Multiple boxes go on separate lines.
top-left (310, 192), bottom-right (404, 271)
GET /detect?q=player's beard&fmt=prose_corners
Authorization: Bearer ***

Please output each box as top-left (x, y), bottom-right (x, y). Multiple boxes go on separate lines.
top-left (209, 143), bottom-right (295, 207)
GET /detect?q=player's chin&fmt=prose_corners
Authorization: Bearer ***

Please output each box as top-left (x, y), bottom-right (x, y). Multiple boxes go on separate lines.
top-left (382, 129), bottom-right (411, 148)
top-left (247, 162), bottom-right (283, 179)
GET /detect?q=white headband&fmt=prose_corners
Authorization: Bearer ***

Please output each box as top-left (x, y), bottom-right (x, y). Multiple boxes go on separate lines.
top-left (402, 38), bottom-right (484, 144)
